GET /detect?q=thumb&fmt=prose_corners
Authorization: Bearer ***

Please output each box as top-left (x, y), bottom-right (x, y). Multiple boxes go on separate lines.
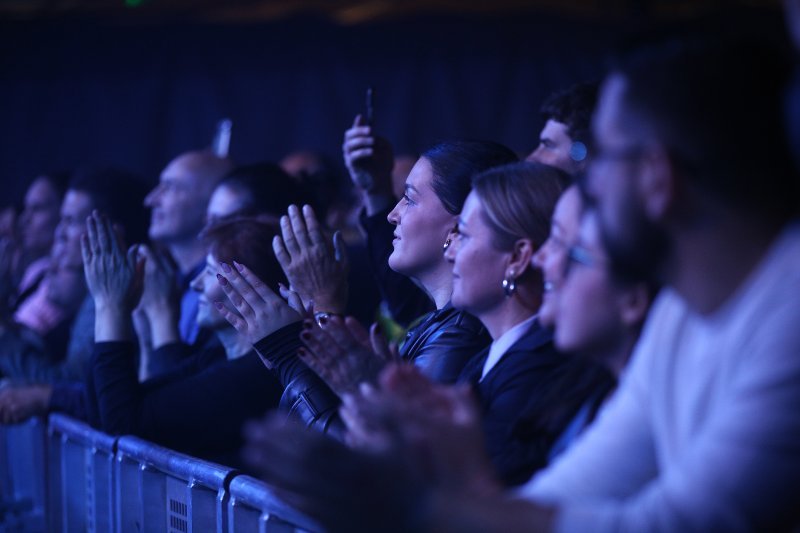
top-left (353, 114), bottom-right (365, 127)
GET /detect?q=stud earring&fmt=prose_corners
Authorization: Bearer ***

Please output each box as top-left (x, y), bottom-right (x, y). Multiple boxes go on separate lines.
top-left (443, 238), bottom-right (452, 251)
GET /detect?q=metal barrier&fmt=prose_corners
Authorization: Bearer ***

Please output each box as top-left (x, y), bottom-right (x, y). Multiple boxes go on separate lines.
top-left (47, 413), bottom-right (117, 533)
top-left (115, 436), bottom-right (237, 533)
top-left (0, 417), bottom-right (47, 532)
top-left (228, 475), bottom-right (320, 533)
top-left (0, 415), bottom-right (319, 533)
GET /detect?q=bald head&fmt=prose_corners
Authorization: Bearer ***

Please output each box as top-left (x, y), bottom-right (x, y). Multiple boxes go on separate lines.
top-left (145, 150), bottom-right (234, 244)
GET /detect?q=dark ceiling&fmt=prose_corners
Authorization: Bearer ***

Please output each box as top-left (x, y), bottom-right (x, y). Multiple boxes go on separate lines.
top-left (0, 0), bottom-right (783, 24)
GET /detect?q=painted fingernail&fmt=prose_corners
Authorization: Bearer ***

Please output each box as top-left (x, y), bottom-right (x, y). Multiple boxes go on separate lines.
top-left (221, 262), bottom-right (231, 273)
top-left (216, 273), bottom-right (228, 285)
top-left (214, 301), bottom-right (224, 310)
top-left (297, 348), bottom-right (307, 357)
top-left (302, 320), bottom-right (313, 330)
top-left (300, 332), bottom-right (311, 341)
top-left (233, 260), bottom-right (244, 272)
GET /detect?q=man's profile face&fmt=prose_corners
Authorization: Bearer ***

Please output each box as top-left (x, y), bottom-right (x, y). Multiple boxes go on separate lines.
top-left (526, 119), bottom-right (577, 174)
top-left (52, 189), bottom-right (94, 267)
top-left (585, 75), bottom-right (668, 284)
top-left (145, 156), bottom-right (209, 244)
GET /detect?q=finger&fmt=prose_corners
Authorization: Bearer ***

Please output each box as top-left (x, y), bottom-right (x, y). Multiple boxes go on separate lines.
top-left (280, 215), bottom-right (300, 256)
top-left (231, 261), bottom-right (284, 306)
top-left (85, 214), bottom-right (100, 255)
top-left (317, 315), bottom-right (360, 352)
top-left (93, 211), bottom-right (113, 253)
top-left (344, 316), bottom-right (370, 346)
top-left (80, 234), bottom-right (92, 267)
top-left (333, 231), bottom-right (349, 271)
top-left (279, 283), bottom-right (307, 317)
top-left (213, 300), bottom-right (247, 334)
top-left (216, 273), bottom-right (257, 319)
top-left (342, 136), bottom-right (375, 152)
top-left (272, 235), bottom-right (292, 273)
top-left (302, 205), bottom-right (327, 248)
top-left (127, 244), bottom-right (139, 273)
top-left (346, 148), bottom-right (374, 161)
top-left (370, 323), bottom-right (393, 361)
top-left (287, 204), bottom-right (312, 249)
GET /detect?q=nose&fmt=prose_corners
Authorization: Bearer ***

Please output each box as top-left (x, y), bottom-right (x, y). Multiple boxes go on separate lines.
top-left (387, 199), bottom-right (401, 226)
top-left (532, 239), bottom-right (548, 270)
top-left (144, 184), bottom-right (161, 208)
top-left (189, 271), bottom-right (204, 292)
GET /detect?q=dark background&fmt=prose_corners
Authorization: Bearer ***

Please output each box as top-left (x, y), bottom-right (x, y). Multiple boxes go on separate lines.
top-left (0, 0), bottom-right (786, 202)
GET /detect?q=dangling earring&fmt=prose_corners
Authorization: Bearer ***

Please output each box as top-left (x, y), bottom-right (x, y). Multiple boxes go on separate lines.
top-left (443, 238), bottom-right (452, 251)
top-left (502, 270), bottom-right (516, 297)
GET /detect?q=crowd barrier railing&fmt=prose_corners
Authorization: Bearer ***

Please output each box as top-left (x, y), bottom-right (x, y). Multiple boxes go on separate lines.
top-left (1, 414), bottom-right (319, 533)
top-left (0, 417), bottom-right (46, 531)
top-left (115, 435), bottom-right (236, 533)
top-left (228, 475), bottom-right (320, 533)
top-left (47, 413), bottom-right (117, 533)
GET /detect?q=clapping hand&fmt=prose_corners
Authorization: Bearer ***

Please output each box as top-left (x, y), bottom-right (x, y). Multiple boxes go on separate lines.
top-left (298, 315), bottom-right (391, 397)
top-left (81, 211), bottom-right (141, 313)
top-left (215, 261), bottom-right (302, 346)
top-left (273, 204), bottom-right (348, 316)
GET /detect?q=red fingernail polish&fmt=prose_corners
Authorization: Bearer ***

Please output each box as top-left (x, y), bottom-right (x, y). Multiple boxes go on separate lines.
top-left (300, 332), bottom-right (311, 341)
top-left (221, 262), bottom-right (231, 273)
top-left (216, 274), bottom-right (228, 285)
top-left (233, 261), bottom-right (244, 272)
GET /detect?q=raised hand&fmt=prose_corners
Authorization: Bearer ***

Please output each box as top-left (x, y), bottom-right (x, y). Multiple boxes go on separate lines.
top-left (273, 204), bottom-right (348, 315)
top-left (341, 364), bottom-right (499, 495)
top-left (81, 211), bottom-right (138, 309)
top-left (297, 315), bottom-right (387, 397)
top-left (342, 114), bottom-right (396, 216)
top-left (215, 260), bottom-right (301, 345)
top-left (136, 244), bottom-right (180, 347)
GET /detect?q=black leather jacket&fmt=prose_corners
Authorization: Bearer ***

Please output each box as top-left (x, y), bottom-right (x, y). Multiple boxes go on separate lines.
top-left (400, 303), bottom-right (490, 384)
top-left (254, 306), bottom-right (489, 437)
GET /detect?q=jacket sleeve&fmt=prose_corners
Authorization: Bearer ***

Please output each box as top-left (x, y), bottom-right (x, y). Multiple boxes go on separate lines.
top-left (253, 321), bottom-right (345, 439)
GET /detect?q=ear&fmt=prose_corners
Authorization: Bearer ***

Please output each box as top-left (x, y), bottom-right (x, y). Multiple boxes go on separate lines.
top-left (639, 145), bottom-right (676, 221)
top-left (616, 283), bottom-right (652, 329)
top-left (506, 238), bottom-right (536, 279)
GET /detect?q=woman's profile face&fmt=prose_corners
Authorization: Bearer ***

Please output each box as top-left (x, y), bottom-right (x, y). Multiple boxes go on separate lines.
top-left (386, 157), bottom-right (455, 280)
top-left (447, 191), bottom-right (510, 318)
top-left (190, 253), bottom-right (238, 331)
top-left (532, 186), bottom-right (582, 327)
top-left (553, 210), bottom-right (624, 355)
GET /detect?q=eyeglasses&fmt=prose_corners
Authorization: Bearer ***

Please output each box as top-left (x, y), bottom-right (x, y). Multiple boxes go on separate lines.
top-left (563, 244), bottom-right (605, 277)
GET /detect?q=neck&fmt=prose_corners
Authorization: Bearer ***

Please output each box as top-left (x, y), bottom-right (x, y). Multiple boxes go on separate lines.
top-left (477, 288), bottom-right (541, 340)
top-left (215, 327), bottom-right (252, 360)
top-left (666, 206), bottom-right (783, 315)
top-left (166, 239), bottom-right (207, 274)
top-left (414, 262), bottom-right (454, 310)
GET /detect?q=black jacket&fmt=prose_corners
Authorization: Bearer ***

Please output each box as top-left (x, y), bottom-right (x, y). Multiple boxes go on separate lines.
top-left (400, 303), bottom-right (490, 384)
top-left (459, 319), bottom-right (615, 486)
top-left (255, 307), bottom-right (490, 436)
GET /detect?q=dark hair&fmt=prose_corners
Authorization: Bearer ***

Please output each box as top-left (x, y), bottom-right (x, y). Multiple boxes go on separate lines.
top-left (219, 163), bottom-right (308, 219)
top-left (612, 35), bottom-right (798, 219)
top-left (471, 162), bottom-right (570, 251)
top-left (69, 167), bottom-right (150, 245)
top-left (201, 218), bottom-right (286, 290)
top-left (422, 140), bottom-right (518, 215)
top-left (540, 81), bottom-right (599, 146)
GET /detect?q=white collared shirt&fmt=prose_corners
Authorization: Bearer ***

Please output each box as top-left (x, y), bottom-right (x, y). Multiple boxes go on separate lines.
top-left (480, 314), bottom-right (538, 381)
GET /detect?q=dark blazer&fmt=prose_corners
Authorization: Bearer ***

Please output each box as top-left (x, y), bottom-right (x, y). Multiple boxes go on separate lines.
top-left (459, 319), bottom-right (614, 486)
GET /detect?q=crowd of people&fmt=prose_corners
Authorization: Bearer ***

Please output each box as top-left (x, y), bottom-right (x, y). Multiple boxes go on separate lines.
top-left (1, 11), bottom-right (800, 531)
